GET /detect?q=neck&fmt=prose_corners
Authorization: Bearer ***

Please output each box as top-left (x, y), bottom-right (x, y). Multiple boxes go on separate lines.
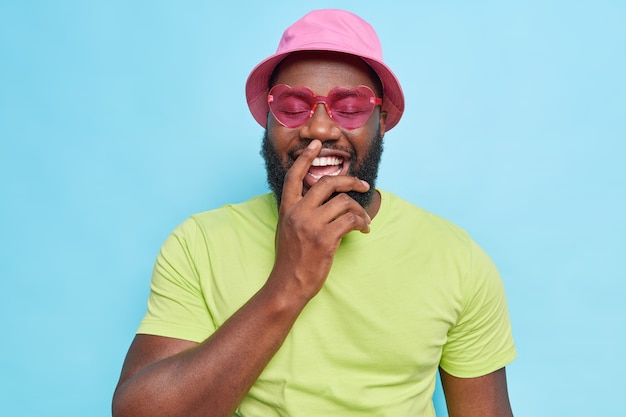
top-left (366, 189), bottom-right (382, 220)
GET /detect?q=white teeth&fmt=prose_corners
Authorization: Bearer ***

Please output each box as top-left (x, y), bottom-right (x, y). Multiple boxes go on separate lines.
top-left (311, 156), bottom-right (343, 166)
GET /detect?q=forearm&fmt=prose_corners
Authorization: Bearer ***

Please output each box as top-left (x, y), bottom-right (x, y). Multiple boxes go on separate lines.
top-left (112, 281), bottom-right (308, 417)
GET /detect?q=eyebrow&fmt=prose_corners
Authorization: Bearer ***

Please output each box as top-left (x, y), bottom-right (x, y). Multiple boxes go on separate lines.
top-left (281, 88), bottom-right (312, 99)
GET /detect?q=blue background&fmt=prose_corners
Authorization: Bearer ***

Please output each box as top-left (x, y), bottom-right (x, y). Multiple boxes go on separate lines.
top-left (1, 1), bottom-right (624, 416)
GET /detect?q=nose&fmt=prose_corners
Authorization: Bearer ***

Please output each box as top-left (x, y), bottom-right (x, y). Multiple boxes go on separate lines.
top-left (300, 102), bottom-right (340, 142)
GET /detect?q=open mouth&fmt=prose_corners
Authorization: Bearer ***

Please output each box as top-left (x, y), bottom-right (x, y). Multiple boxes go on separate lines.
top-left (307, 156), bottom-right (344, 180)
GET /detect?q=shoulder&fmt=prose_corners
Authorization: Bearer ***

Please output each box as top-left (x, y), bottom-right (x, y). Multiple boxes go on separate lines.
top-left (187, 193), bottom-right (277, 231)
top-left (377, 190), bottom-right (472, 247)
top-left (160, 193), bottom-right (277, 252)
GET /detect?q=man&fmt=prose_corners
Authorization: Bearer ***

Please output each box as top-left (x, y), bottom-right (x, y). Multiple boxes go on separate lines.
top-left (112, 9), bottom-right (516, 417)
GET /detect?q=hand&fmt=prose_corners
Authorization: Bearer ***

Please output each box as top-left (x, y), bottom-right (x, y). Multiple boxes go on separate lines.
top-left (269, 139), bottom-right (372, 302)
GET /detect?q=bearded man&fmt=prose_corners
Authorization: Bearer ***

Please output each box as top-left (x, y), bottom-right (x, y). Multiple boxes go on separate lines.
top-left (113, 9), bottom-right (516, 417)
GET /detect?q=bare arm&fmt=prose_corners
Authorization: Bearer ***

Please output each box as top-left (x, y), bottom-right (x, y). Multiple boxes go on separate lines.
top-left (112, 287), bottom-right (307, 417)
top-left (112, 139), bottom-right (372, 417)
top-left (440, 367), bottom-right (514, 417)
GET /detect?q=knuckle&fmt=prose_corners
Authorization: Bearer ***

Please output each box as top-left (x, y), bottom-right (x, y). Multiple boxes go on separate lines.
top-left (283, 169), bottom-right (297, 183)
top-left (337, 193), bottom-right (353, 205)
top-left (317, 175), bottom-right (332, 186)
top-left (343, 211), bottom-right (358, 225)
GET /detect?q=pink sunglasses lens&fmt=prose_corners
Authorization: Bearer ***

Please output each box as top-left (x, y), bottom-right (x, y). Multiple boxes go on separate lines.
top-left (268, 85), bottom-right (314, 128)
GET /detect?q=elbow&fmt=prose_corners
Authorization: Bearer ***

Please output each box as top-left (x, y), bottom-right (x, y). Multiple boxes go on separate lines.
top-left (111, 385), bottom-right (134, 417)
top-left (111, 393), bottom-right (124, 417)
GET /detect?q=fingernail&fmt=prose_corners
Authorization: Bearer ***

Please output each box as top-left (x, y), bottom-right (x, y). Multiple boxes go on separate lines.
top-left (307, 140), bottom-right (320, 149)
top-left (360, 180), bottom-right (370, 189)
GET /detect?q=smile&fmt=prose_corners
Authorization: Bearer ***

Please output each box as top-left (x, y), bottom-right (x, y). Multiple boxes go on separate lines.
top-left (307, 156), bottom-right (344, 179)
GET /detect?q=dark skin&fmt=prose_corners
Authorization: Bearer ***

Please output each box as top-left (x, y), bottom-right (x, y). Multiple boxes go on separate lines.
top-left (112, 53), bottom-right (513, 417)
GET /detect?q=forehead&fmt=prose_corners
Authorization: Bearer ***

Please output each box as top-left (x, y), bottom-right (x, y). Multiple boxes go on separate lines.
top-left (271, 51), bottom-right (381, 95)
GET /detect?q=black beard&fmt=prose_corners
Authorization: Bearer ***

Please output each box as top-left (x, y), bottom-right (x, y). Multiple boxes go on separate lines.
top-left (261, 129), bottom-right (384, 209)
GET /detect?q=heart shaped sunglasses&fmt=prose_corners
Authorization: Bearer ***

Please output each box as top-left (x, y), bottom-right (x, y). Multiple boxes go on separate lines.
top-left (268, 84), bottom-right (382, 130)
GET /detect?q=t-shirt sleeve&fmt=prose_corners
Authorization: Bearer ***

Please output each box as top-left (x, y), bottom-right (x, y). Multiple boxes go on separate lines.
top-left (439, 239), bottom-right (517, 378)
top-left (137, 217), bottom-right (216, 343)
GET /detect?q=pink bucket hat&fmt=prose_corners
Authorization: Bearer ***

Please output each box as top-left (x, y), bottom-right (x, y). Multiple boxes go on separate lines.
top-left (245, 9), bottom-right (404, 131)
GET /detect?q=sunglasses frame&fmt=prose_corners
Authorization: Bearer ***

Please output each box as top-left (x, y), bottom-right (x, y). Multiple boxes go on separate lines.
top-left (268, 84), bottom-right (383, 130)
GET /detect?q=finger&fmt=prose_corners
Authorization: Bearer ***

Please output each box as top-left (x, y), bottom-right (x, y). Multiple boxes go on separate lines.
top-left (330, 209), bottom-right (372, 235)
top-left (280, 140), bottom-right (322, 209)
top-left (316, 192), bottom-right (372, 226)
top-left (304, 175), bottom-right (370, 206)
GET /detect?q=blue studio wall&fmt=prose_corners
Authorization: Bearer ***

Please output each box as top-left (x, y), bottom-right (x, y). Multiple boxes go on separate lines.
top-left (1, 1), bottom-right (624, 416)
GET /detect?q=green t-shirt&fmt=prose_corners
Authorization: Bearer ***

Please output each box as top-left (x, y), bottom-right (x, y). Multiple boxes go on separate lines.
top-left (139, 190), bottom-right (516, 416)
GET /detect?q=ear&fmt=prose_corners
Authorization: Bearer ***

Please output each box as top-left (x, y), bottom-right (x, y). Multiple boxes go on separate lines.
top-left (378, 111), bottom-right (388, 138)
